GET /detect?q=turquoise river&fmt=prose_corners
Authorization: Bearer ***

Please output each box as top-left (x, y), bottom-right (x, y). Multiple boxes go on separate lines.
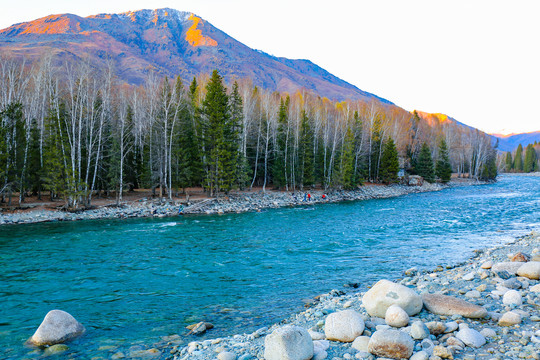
top-left (1, 175), bottom-right (539, 359)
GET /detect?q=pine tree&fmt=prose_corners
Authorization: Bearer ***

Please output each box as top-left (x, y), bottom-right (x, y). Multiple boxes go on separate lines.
top-left (417, 143), bottom-right (435, 183)
top-left (380, 137), bottom-right (399, 184)
top-left (226, 81), bottom-right (246, 191)
top-left (341, 127), bottom-right (357, 189)
top-left (299, 110), bottom-right (314, 188)
top-left (513, 144), bottom-right (524, 172)
top-left (505, 152), bottom-right (513, 172)
top-left (524, 144), bottom-right (538, 172)
top-left (273, 98), bottom-right (288, 189)
top-left (435, 139), bottom-right (452, 183)
top-left (200, 70), bottom-right (233, 196)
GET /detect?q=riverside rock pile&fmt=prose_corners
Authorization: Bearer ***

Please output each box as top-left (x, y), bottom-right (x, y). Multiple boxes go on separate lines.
top-left (0, 182), bottom-right (452, 225)
top-left (163, 232), bottom-right (540, 360)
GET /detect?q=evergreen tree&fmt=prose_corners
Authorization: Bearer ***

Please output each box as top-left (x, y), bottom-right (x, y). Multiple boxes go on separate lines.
top-left (298, 110), bottom-right (314, 188)
top-left (200, 70), bottom-right (236, 195)
top-left (505, 152), bottom-right (513, 172)
top-left (341, 127), bottom-right (357, 189)
top-left (273, 97), bottom-right (289, 188)
top-left (513, 144), bottom-right (524, 172)
top-left (227, 81), bottom-right (247, 190)
top-left (417, 143), bottom-right (435, 183)
top-left (524, 144), bottom-right (538, 172)
top-left (435, 139), bottom-right (452, 183)
top-left (380, 137), bottom-right (399, 184)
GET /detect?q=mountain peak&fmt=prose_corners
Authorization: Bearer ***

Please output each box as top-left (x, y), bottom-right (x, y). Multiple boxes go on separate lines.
top-left (0, 8), bottom-right (391, 103)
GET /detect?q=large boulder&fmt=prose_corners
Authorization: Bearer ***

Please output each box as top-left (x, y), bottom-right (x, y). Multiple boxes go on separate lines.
top-left (368, 329), bottom-right (414, 359)
top-left (422, 294), bottom-right (487, 319)
top-left (362, 280), bottom-right (423, 317)
top-left (264, 326), bottom-right (313, 360)
top-left (517, 261), bottom-right (540, 280)
top-left (324, 309), bottom-right (364, 342)
top-left (30, 310), bottom-right (85, 346)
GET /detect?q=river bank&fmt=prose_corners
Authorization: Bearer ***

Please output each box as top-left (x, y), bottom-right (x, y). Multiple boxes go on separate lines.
top-left (156, 231), bottom-right (540, 360)
top-left (0, 178), bottom-right (482, 225)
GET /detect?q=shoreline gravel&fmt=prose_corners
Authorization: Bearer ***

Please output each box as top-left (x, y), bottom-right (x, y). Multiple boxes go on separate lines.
top-left (0, 179), bottom-right (484, 225)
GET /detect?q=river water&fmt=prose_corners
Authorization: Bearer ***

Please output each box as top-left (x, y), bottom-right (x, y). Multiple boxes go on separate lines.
top-left (0, 175), bottom-right (539, 358)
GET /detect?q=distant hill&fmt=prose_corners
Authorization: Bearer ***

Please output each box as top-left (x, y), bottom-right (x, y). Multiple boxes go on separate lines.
top-left (0, 8), bottom-right (391, 103)
top-left (492, 132), bottom-right (540, 152)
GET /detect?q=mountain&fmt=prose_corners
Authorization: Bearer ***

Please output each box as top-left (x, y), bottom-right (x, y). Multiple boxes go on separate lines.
top-left (492, 131), bottom-right (540, 152)
top-left (0, 8), bottom-right (391, 103)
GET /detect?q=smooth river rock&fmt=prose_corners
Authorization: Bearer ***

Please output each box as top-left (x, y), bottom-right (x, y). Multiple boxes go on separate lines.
top-left (30, 310), bottom-right (85, 346)
top-left (422, 293), bottom-right (487, 318)
top-left (498, 311), bottom-right (522, 326)
top-left (324, 309), bottom-right (365, 342)
top-left (455, 326), bottom-right (486, 348)
top-left (362, 280), bottom-right (423, 317)
top-left (410, 321), bottom-right (430, 340)
top-left (502, 290), bottom-right (522, 306)
top-left (264, 326), bottom-right (313, 360)
top-left (385, 305), bottom-right (409, 328)
top-left (491, 262), bottom-right (523, 275)
top-left (367, 329), bottom-right (414, 359)
top-left (517, 261), bottom-right (540, 280)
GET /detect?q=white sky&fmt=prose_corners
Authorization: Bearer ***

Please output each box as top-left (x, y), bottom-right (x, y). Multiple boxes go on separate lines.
top-left (2, 0), bottom-right (539, 134)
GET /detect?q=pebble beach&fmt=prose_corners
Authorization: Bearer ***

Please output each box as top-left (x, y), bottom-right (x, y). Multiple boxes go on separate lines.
top-left (153, 232), bottom-right (540, 360)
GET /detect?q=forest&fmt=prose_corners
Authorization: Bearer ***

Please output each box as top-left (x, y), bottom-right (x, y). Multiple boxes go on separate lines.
top-left (0, 57), bottom-right (498, 209)
top-left (503, 143), bottom-right (540, 173)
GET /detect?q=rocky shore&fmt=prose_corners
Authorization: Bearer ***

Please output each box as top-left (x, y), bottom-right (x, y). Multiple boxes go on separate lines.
top-left (0, 180), bottom-right (480, 225)
top-left (151, 232), bottom-right (540, 360)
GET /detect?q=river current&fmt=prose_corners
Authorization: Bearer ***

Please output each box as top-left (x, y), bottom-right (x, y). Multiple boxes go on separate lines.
top-left (0, 175), bottom-right (539, 358)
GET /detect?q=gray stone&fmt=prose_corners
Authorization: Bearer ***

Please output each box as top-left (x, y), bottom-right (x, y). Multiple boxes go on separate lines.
top-left (264, 325), bottom-right (313, 360)
top-left (491, 262), bottom-right (522, 275)
top-left (324, 309), bottom-right (365, 342)
top-left (479, 328), bottom-right (496, 338)
top-left (444, 322), bottom-right (458, 333)
top-left (502, 290), bottom-right (522, 306)
top-left (422, 293), bottom-right (487, 318)
top-left (362, 280), bottom-right (422, 317)
top-left (218, 351), bottom-right (237, 360)
top-left (352, 336), bottom-right (370, 352)
top-left (385, 305), bottom-right (409, 328)
top-left (411, 321), bottom-right (430, 340)
top-left (502, 278), bottom-right (522, 289)
top-left (410, 351), bottom-right (429, 360)
top-left (30, 310), bottom-right (85, 346)
top-left (367, 329), bottom-right (414, 359)
top-left (455, 327), bottom-right (486, 348)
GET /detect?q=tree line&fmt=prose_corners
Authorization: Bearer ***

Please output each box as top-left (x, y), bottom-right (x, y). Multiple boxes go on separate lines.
top-left (0, 57), bottom-right (498, 208)
top-left (503, 142), bottom-right (539, 173)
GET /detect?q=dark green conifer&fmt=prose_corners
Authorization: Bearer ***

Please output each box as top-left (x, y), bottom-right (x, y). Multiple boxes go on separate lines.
top-left (505, 152), bottom-right (513, 172)
top-left (435, 139), bottom-right (452, 183)
top-left (417, 143), bottom-right (435, 183)
top-left (380, 137), bottom-right (399, 184)
top-left (513, 144), bottom-right (524, 172)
